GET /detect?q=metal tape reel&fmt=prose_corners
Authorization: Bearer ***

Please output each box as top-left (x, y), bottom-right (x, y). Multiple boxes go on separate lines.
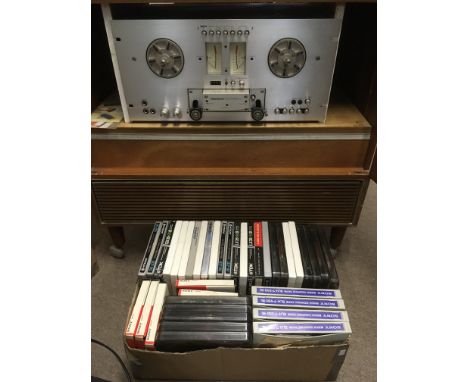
top-left (146, 38), bottom-right (184, 79)
top-left (268, 38), bottom-right (306, 78)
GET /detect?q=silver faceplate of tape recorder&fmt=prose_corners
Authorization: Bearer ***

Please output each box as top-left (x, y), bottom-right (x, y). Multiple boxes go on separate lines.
top-left (105, 9), bottom-right (343, 122)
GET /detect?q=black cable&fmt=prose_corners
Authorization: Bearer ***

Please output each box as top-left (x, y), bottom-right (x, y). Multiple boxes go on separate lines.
top-left (91, 338), bottom-right (133, 382)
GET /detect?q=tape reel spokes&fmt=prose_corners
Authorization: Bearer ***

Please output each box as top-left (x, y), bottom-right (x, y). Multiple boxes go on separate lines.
top-left (146, 38), bottom-right (184, 79)
top-left (268, 38), bottom-right (306, 78)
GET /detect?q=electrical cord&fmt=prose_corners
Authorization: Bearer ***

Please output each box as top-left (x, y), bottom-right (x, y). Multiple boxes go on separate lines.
top-left (91, 338), bottom-right (133, 382)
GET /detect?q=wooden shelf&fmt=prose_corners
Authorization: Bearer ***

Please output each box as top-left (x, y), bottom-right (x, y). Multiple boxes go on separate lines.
top-left (92, 97), bottom-right (371, 135)
top-left (91, 0), bottom-right (376, 246)
top-left (92, 166), bottom-right (369, 179)
top-left (92, 93), bottom-right (372, 178)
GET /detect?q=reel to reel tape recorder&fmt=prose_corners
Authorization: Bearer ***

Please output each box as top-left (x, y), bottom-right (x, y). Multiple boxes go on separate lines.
top-left (103, 3), bottom-right (344, 123)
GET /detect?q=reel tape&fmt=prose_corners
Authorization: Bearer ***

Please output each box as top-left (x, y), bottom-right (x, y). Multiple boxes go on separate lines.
top-left (146, 38), bottom-right (184, 79)
top-left (268, 38), bottom-right (306, 79)
top-left (106, 4), bottom-right (343, 122)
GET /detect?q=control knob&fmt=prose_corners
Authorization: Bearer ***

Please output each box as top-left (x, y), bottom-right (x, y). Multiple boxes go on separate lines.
top-left (274, 108), bottom-right (280, 114)
top-left (160, 107), bottom-right (170, 118)
top-left (173, 107), bottom-right (182, 118)
top-left (189, 108), bottom-right (203, 121)
top-left (251, 108), bottom-right (265, 122)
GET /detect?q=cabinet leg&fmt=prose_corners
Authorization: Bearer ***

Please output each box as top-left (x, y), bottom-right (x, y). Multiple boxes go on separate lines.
top-left (330, 227), bottom-right (347, 249)
top-left (107, 226), bottom-right (125, 258)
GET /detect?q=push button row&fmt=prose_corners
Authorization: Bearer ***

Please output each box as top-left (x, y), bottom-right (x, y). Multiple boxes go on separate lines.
top-left (202, 29), bottom-right (249, 36)
top-left (274, 107), bottom-right (309, 114)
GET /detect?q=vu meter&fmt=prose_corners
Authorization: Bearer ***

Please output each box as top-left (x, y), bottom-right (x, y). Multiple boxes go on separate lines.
top-left (206, 42), bottom-right (222, 75)
top-left (229, 42), bottom-right (246, 75)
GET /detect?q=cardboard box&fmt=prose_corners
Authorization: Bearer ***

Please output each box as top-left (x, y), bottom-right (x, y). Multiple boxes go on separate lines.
top-left (124, 282), bottom-right (349, 381)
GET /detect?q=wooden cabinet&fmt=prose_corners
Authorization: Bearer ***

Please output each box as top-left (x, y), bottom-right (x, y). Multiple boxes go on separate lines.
top-left (91, 1), bottom-right (376, 255)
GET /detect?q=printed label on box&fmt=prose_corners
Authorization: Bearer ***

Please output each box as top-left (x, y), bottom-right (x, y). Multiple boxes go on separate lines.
top-left (255, 287), bottom-right (338, 298)
top-left (257, 309), bottom-right (343, 320)
top-left (257, 296), bottom-right (339, 308)
top-left (257, 322), bottom-right (345, 333)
